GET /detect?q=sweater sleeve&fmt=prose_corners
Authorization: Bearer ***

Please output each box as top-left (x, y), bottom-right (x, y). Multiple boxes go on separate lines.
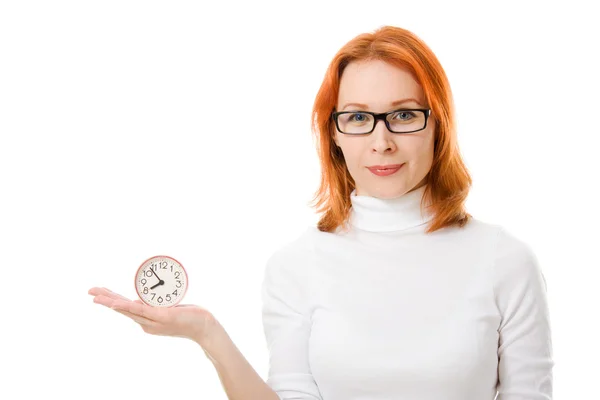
top-left (493, 227), bottom-right (554, 399)
top-left (260, 240), bottom-right (323, 400)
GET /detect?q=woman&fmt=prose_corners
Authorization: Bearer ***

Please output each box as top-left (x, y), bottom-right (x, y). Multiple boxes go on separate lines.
top-left (89, 25), bottom-right (554, 399)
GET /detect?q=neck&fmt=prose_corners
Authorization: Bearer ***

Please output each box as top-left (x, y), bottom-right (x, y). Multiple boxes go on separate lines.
top-left (348, 185), bottom-right (434, 232)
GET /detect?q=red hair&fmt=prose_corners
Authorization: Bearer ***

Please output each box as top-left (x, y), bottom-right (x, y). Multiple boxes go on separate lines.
top-left (308, 25), bottom-right (472, 234)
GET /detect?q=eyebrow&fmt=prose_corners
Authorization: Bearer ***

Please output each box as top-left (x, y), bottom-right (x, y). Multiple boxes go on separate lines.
top-left (341, 98), bottom-right (423, 110)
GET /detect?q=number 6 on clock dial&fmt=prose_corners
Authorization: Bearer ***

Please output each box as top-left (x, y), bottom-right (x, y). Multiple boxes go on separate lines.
top-left (134, 255), bottom-right (188, 307)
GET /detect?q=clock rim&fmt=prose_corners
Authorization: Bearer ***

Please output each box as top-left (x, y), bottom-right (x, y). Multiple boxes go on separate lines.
top-left (134, 255), bottom-right (189, 308)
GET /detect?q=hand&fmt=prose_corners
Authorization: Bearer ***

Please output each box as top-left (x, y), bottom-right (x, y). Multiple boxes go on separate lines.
top-left (88, 287), bottom-right (218, 347)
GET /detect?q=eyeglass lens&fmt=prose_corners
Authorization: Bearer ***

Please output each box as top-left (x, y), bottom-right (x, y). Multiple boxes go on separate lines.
top-left (337, 110), bottom-right (426, 134)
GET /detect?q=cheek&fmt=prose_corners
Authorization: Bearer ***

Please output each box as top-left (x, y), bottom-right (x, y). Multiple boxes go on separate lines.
top-left (414, 145), bottom-right (432, 161)
top-left (346, 148), bottom-right (366, 172)
top-left (337, 141), bottom-right (360, 165)
top-left (409, 134), bottom-right (435, 160)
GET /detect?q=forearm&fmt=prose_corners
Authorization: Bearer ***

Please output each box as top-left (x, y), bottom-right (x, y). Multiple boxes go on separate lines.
top-left (198, 320), bottom-right (280, 400)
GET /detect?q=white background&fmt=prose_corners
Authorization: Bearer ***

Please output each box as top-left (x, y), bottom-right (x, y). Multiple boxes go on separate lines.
top-left (1, 1), bottom-right (598, 398)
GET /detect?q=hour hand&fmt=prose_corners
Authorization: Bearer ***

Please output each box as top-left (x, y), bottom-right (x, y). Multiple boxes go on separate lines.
top-left (150, 280), bottom-right (164, 290)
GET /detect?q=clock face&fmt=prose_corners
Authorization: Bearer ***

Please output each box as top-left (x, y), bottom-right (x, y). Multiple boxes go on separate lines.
top-left (134, 255), bottom-right (188, 307)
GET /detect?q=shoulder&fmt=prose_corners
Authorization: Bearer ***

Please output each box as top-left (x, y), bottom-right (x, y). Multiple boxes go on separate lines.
top-left (262, 226), bottom-right (316, 284)
top-left (484, 222), bottom-right (547, 294)
top-left (487, 221), bottom-right (538, 272)
top-left (465, 217), bottom-right (537, 268)
top-left (454, 217), bottom-right (529, 250)
top-left (266, 226), bottom-right (315, 266)
top-left (457, 216), bottom-right (502, 237)
top-left (427, 217), bottom-right (502, 255)
top-left (462, 218), bottom-right (546, 297)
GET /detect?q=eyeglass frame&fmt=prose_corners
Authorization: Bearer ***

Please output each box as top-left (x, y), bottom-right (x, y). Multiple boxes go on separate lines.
top-left (331, 108), bottom-right (432, 135)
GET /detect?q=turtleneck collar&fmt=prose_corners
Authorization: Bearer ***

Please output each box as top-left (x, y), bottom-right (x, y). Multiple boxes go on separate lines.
top-left (348, 184), bottom-right (434, 232)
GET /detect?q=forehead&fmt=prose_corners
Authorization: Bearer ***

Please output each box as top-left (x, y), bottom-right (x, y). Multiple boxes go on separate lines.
top-left (337, 60), bottom-right (425, 108)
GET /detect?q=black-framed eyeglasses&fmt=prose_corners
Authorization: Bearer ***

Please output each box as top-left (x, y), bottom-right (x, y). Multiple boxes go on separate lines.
top-left (331, 108), bottom-right (431, 135)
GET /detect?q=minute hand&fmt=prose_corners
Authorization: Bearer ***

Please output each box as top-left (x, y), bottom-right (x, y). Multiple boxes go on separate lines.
top-left (150, 267), bottom-right (161, 281)
top-left (149, 267), bottom-right (164, 289)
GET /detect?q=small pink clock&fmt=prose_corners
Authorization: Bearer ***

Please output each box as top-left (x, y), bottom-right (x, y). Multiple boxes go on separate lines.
top-left (134, 255), bottom-right (188, 307)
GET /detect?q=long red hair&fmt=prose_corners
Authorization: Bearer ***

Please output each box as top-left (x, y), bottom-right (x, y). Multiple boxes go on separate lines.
top-left (309, 25), bottom-right (472, 234)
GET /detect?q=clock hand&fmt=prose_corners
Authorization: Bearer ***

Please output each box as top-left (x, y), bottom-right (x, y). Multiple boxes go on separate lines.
top-left (150, 267), bottom-right (162, 281)
top-left (147, 266), bottom-right (165, 289)
top-left (150, 280), bottom-right (163, 290)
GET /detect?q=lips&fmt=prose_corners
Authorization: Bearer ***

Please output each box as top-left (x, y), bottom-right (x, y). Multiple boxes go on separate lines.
top-left (367, 163), bottom-right (404, 171)
top-left (367, 163), bottom-right (404, 176)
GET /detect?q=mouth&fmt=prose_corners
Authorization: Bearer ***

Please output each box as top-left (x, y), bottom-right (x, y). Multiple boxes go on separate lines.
top-left (367, 163), bottom-right (405, 176)
top-left (367, 163), bottom-right (404, 170)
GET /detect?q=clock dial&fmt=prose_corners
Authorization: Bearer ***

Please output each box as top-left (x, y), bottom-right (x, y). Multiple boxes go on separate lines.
top-left (134, 255), bottom-right (188, 307)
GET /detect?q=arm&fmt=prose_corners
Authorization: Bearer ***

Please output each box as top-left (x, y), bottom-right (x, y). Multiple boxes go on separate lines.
top-left (200, 319), bottom-right (280, 400)
top-left (197, 238), bottom-right (321, 400)
top-left (260, 242), bottom-right (323, 399)
top-left (493, 227), bottom-right (554, 399)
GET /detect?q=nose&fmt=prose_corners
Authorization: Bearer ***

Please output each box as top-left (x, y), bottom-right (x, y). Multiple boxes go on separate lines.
top-left (370, 119), bottom-right (396, 154)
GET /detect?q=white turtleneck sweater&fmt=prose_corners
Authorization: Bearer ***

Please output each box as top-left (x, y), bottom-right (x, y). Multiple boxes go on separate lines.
top-left (260, 185), bottom-right (554, 400)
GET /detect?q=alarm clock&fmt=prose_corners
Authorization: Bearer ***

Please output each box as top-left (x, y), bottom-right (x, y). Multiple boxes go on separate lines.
top-left (134, 255), bottom-right (188, 307)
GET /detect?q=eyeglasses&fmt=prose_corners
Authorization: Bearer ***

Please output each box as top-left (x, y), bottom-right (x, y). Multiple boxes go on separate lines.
top-left (331, 108), bottom-right (431, 135)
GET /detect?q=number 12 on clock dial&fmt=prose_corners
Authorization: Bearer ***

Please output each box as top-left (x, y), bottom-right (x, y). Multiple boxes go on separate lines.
top-left (134, 255), bottom-right (188, 307)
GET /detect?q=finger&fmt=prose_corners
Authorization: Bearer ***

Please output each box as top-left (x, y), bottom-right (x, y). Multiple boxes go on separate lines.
top-left (113, 308), bottom-right (156, 326)
top-left (88, 287), bottom-right (131, 302)
top-left (112, 299), bottom-right (163, 323)
top-left (92, 294), bottom-right (118, 309)
top-left (102, 287), bottom-right (131, 301)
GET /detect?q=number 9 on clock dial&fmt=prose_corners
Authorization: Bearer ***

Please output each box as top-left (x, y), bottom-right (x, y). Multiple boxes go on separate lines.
top-left (134, 255), bottom-right (188, 307)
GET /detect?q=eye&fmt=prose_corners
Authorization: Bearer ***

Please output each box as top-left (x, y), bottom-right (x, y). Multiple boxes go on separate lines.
top-left (340, 112), bottom-right (374, 125)
top-left (348, 112), bottom-right (369, 122)
top-left (391, 111), bottom-right (416, 121)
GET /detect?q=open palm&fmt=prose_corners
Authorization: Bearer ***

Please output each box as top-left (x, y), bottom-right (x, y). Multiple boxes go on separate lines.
top-left (88, 287), bottom-right (217, 345)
